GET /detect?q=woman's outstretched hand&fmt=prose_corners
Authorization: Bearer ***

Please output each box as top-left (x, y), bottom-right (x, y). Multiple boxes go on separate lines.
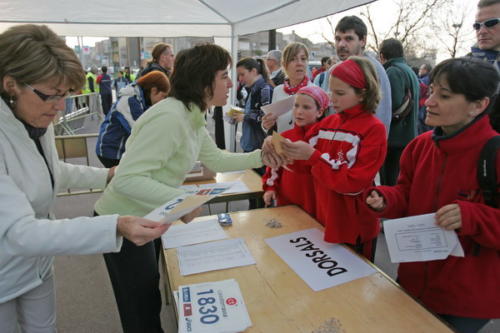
top-left (281, 140), bottom-right (315, 160)
top-left (117, 216), bottom-right (170, 246)
top-left (366, 190), bottom-right (386, 212)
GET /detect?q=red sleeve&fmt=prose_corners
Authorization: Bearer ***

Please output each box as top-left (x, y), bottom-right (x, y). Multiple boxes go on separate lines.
top-left (262, 166), bottom-right (282, 192)
top-left (457, 200), bottom-right (500, 250)
top-left (457, 153), bottom-right (500, 249)
top-left (309, 123), bottom-right (387, 194)
top-left (96, 75), bottom-right (102, 84)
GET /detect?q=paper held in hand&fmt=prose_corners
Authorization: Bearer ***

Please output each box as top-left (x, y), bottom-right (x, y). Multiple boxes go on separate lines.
top-left (383, 213), bottom-right (465, 263)
top-left (226, 106), bottom-right (244, 117)
top-left (261, 95), bottom-right (295, 117)
top-left (177, 279), bottom-right (252, 333)
top-left (144, 194), bottom-right (213, 225)
top-left (271, 131), bottom-right (285, 155)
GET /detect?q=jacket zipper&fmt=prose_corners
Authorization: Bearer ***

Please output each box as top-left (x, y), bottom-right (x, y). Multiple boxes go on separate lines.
top-left (419, 151), bottom-right (447, 299)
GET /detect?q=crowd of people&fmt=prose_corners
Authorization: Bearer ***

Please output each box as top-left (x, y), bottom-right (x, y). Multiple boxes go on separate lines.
top-left (0, 0), bottom-right (499, 332)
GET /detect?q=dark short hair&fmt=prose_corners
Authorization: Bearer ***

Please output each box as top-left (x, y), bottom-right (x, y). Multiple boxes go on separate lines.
top-left (430, 57), bottom-right (499, 102)
top-left (335, 16), bottom-right (367, 41)
top-left (380, 38), bottom-right (404, 60)
top-left (236, 57), bottom-right (269, 82)
top-left (101, 66), bottom-right (107, 73)
top-left (169, 43), bottom-right (231, 111)
top-left (478, 0), bottom-right (500, 8)
top-left (321, 56), bottom-right (330, 65)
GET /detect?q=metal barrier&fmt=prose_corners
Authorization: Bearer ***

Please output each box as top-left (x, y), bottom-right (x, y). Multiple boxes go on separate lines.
top-left (54, 93), bottom-right (102, 136)
top-left (55, 133), bottom-right (104, 196)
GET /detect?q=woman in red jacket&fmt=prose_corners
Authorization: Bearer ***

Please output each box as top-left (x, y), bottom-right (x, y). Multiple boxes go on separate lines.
top-left (366, 57), bottom-right (500, 333)
top-left (262, 86), bottom-right (330, 217)
top-left (282, 56), bottom-right (387, 261)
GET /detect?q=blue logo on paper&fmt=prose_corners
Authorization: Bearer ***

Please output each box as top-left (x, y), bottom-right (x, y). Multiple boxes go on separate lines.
top-left (182, 287), bottom-right (191, 302)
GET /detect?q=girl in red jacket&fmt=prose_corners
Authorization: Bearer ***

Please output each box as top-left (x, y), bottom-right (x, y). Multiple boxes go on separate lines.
top-left (262, 86), bottom-right (330, 217)
top-left (282, 56), bottom-right (387, 261)
top-left (365, 58), bottom-right (500, 332)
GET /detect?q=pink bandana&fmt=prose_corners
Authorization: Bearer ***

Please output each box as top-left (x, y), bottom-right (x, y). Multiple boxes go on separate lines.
top-left (297, 86), bottom-right (330, 111)
top-left (331, 59), bottom-right (366, 89)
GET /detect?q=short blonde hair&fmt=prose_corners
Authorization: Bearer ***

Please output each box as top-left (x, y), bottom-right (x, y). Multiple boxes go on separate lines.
top-left (349, 56), bottom-right (380, 113)
top-left (0, 24), bottom-right (85, 98)
top-left (282, 42), bottom-right (309, 77)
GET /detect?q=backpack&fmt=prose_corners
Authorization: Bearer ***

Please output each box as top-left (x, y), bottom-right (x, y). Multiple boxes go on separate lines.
top-left (477, 136), bottom-right (500, 207)
top-left (391, 63), bottom-right (414, 121)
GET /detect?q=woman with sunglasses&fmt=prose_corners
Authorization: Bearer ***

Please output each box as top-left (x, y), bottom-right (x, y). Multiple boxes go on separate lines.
top-left (0, 24), bottom-right (170, 332)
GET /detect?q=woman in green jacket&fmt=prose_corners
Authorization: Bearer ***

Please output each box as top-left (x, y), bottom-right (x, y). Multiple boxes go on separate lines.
top-left (95, 43), bottom-right (279, 333)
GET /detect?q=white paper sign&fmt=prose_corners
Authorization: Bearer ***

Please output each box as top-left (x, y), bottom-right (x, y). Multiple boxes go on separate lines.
top-left (161, 218), bottom-right (228, 249)
top-left (177, 279), bottom-right (252, 333)
top-left (177, 238), bottom-right (256, 276)
top-left (261, 95), bottom-right (295, 117)
top-left (265, 228), bottom-right (376, 291)
top-left (383, 213), bottom-right (464, 263)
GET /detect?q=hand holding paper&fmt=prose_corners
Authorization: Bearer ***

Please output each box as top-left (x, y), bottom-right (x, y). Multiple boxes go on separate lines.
top-left (383, 213), bottom-right (464, 263)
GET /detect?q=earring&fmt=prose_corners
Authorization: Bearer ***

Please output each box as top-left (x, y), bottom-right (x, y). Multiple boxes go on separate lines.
top-left (9, 96), bottom-right (14, 106)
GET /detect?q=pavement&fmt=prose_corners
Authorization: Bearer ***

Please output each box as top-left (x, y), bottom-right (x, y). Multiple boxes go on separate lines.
top-left (51, 111), bottom-right (498, 332)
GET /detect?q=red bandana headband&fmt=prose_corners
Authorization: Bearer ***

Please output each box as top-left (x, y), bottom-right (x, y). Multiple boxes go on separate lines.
top-left (331, 59), bottom-right (366, 89)
top-left (297, 86), bottom-right (330, 111)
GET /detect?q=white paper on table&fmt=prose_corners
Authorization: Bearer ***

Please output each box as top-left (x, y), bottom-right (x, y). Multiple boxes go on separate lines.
top-left (144, 194), bottom-right (213, 225)
top-left (177, 238), bottom-right (256, 276)
top-left (383, 213), bottom-right (465, 263)
top-left (177, 279), bottom-right (252, 333)
top-left (161, 218), bottom-right (228, 249)
top-left (261, 95), bottom-right (295, 117)
top-left (265, 228), bottom-right (376, 291)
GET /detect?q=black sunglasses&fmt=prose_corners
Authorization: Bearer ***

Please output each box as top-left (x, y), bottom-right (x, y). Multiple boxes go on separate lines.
top-left (24, 84), bottom-right (70, 102)
top-left (473, 17), bottom-right (500, 30)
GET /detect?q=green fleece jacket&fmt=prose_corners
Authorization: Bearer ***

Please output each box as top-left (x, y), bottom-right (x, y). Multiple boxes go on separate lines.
top-left (384, 57), bottom-right (420, 147)
top-left (95, 97), bottom-right (262, 217)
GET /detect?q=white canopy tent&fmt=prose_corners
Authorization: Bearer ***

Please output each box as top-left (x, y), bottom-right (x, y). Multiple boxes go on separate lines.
top-left (0, 0), bottom-right (375, 37)
top-left (0, 0), bottom-right (376, 149)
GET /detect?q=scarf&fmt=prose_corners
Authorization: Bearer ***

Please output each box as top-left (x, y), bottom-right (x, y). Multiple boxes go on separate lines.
top-left (283, 76), bottom-right (309, 95)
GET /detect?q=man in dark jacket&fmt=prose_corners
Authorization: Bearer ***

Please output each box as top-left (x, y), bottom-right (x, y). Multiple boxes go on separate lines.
top-left (470, 0), bottom-right (500, 132)
top-left (97, 66), bottom-right (113, 115)
top-left (379, 38), bottom-right (420, 186)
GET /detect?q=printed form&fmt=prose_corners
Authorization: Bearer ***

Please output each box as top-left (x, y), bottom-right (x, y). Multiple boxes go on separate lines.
top-left (384, 213), bottom-right (464, 263)
top-left (177, 238), bottom-right (256, 276)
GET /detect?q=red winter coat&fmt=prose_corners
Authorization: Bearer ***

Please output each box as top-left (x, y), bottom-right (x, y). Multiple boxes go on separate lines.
top-left (367, 115), bottom-right (500, 318)
top-left (262, 124), bottom-right (316, 217)
top-left (306, 104), bottom-right (387, 244)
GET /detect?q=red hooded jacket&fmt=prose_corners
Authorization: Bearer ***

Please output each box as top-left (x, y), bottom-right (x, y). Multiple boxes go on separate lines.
top-left (306, 104), bottom-right (387, 244)
top-left (262, 124), bottom-right (316, 217)
top-left (367, 115), bottom-right (500, 318)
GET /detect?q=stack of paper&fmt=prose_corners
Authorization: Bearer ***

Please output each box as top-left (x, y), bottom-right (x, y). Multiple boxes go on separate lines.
top-left (177, 238), bottom-right (256, 276)
top-left (161, 218), bottom-right (228, 249)
top-left (176, 279), bottom-right (252, 333)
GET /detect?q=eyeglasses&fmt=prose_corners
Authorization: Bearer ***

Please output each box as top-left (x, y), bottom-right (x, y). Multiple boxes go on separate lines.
top-left (473, 18), bottom-right (500, 30)
top-left (24, 84), bottom-right (70, 102)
